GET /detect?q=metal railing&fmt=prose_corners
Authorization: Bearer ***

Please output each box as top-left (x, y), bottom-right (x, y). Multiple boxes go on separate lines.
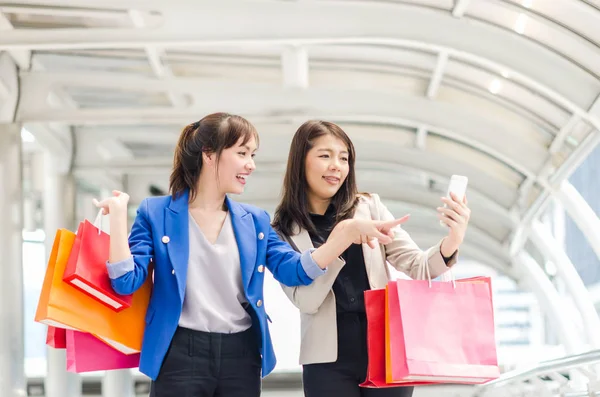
top-left (473, 349), bottom-right (600, 396)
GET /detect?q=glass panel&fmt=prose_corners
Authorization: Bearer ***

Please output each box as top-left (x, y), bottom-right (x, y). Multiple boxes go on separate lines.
top-left (565, 143), bottom-right (600, 286)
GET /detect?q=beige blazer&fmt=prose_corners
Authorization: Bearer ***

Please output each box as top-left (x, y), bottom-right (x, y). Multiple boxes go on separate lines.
top-left (280, 193), bottom-right (457, 365)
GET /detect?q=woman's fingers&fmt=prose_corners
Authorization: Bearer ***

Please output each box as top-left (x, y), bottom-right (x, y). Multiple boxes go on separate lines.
top-left (438, 213), bottom-right (457, 228)
top-left (437, 207), bottom-right (462, 223)
top-left (366, 238), bottom-right (378, 249)
top-left (92, 198), bottom-right (110, 215)
top-left (356, 233), bottom-right (391, 248)
top-left (440, 196), bottom-right (463, 214)
top-left (379, 215), bottom-right (410, 229)
top-left (374, 215), bottom-right (410, 235)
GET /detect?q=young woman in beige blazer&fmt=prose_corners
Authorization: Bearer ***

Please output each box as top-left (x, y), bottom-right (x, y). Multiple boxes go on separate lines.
top-left (272, 120), bottom-right (471, 397)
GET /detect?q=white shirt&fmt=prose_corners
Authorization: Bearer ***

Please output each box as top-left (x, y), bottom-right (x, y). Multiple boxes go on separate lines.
top-left (178, 211), bottom-right (252, 333)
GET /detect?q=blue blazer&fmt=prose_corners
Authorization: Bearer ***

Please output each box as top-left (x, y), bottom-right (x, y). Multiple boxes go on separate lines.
top-left (106, 189), bottom-right (323, 381)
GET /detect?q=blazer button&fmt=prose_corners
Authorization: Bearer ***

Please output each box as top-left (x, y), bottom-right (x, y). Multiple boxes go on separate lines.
top-left (257, 300), bottom-right (263, 307)
top-left (257, 265), bottom-right (264, 273)
top-left (162, 236), bottom-right (170, 244)
top-left (258, 232), bottom-right (264, 240)
top-left (171, 269), bottom-right (175, 275)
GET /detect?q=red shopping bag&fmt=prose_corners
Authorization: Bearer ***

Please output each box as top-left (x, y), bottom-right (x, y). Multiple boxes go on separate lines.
top-left (66, 330), bottom-right (140, 373)
top-left (386, 278), bottom-right (499, 384)
top-left (361, 289), bottom-right (429, 388)
top-left (63, 216), bottom-right (132, 312)
top-left (46, 326), bottom-right (67, 349)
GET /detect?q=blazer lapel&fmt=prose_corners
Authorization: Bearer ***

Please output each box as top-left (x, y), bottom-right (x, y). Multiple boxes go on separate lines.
top-left (353, 198), bottom-right (379, 285)
top-left (227, 196), bottom-right (257, 290)
top-left (165, 190), bottom-right (190, 303)
top-left (290, 227), bottom-right (314, 252)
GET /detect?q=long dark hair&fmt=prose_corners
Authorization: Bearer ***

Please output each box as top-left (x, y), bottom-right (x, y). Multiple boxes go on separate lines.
top-left (273, 120), bottom-right (359, 237)
top-left (169, 112), bottom-right (258, 202)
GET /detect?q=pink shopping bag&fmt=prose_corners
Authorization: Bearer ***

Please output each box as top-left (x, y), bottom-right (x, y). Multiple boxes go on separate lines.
top-left (386, 277), bottom-right (499, 384)
top-left (66, 330), bottom-right (140, 373)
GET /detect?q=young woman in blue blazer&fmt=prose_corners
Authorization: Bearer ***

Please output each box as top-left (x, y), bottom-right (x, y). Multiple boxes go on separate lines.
top-left (94, 112), bottom-right (406, 397)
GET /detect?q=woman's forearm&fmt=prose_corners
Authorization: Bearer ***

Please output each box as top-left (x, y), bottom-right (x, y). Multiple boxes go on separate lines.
top-left (108, 209), bottom-right (132, 264)
top-left (311, 220), bottom-right (355, 269)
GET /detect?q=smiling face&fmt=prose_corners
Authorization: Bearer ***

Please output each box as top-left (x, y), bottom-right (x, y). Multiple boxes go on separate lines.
top-left (304, 133), bottom-right (350, 208)
top-left (213, 135), bottom-right (258, 195)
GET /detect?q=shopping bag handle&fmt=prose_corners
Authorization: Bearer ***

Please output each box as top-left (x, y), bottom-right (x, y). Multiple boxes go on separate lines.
top-left (417, 255), bottom-right (432, 286)
top-left (439, 269), bottom-right (456, 288)
top-left (93, 209), bottom-right (105, 235)
top-left (418, 255), bottom-right (456, 289)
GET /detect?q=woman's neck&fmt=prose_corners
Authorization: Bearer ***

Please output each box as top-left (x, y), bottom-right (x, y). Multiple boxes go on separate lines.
top-left (189, 173), bottom-right (226, 211)
top-left (308, 195), bottom-right (331, 215)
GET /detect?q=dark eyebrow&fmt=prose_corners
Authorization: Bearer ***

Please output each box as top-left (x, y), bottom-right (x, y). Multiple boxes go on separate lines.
top-left (242, 145), bottom-right (257, 152)
top-left (317, 148), bottom-right (349, 155)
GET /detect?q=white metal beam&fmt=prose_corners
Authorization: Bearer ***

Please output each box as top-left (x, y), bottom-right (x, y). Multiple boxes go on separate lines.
top-left (515, 252), bottom-right (584, 354)
top-left (0, 11), bottom-right (31, 70)
top-left (426, 52), bottom-right (448, 99)
top-left (548, 115), bottom-right (580, 154)
top-left (513, 174), bottom-right (536, 212)
top-left (0, 52), bottom-right (18, 123)
top-left (24, 123), bottom-right (73, 173)
top-left (0, 5), bottom-right (125, 20)
top-left (0, 0), bottom-right (597, 131)
top-left (0, 74), bottom-right (9, 99)
top-left (128, 9), bottom-right (187, 108)
top-left (69, 109), bottom-right (534, 182)
top-left (17, 73), bottom-right (544, 177)
top-left (415, 126), bottom-right (427, 149)
top-left (96, 139), bottom-right (135, 161)
top-left (452, 0), bottom-right (471, 17)
top-left (590, 93), bottom-right (600, 119)
top-left (42, 151), bottom-right (82, 397)
top-left (74, 132), bottom-right (521, 207)
top-left (508, 129), bottom-right (600, 253)
top-left (0, 123), bottom-right (27, 397)
top-left (530, 220), bottom-right (600, 348)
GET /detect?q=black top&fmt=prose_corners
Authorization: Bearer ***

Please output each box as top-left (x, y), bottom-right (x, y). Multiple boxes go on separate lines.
top-left (308, 205), bottom-right (370, 313)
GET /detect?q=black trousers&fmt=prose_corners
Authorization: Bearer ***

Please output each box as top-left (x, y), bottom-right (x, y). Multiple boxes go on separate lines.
top-left (150, 326), bottom-right (262, 397)
top-left (303, 313), bottom-right (414, 397)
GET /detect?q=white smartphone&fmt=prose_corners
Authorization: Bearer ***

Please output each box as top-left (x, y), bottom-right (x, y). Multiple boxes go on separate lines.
top-left (440, 175), bottom-right (468, 227)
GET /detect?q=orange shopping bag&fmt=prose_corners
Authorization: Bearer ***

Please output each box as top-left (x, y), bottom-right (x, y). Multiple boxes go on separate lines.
top-left (35, 228), bottom-right (152, 354)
